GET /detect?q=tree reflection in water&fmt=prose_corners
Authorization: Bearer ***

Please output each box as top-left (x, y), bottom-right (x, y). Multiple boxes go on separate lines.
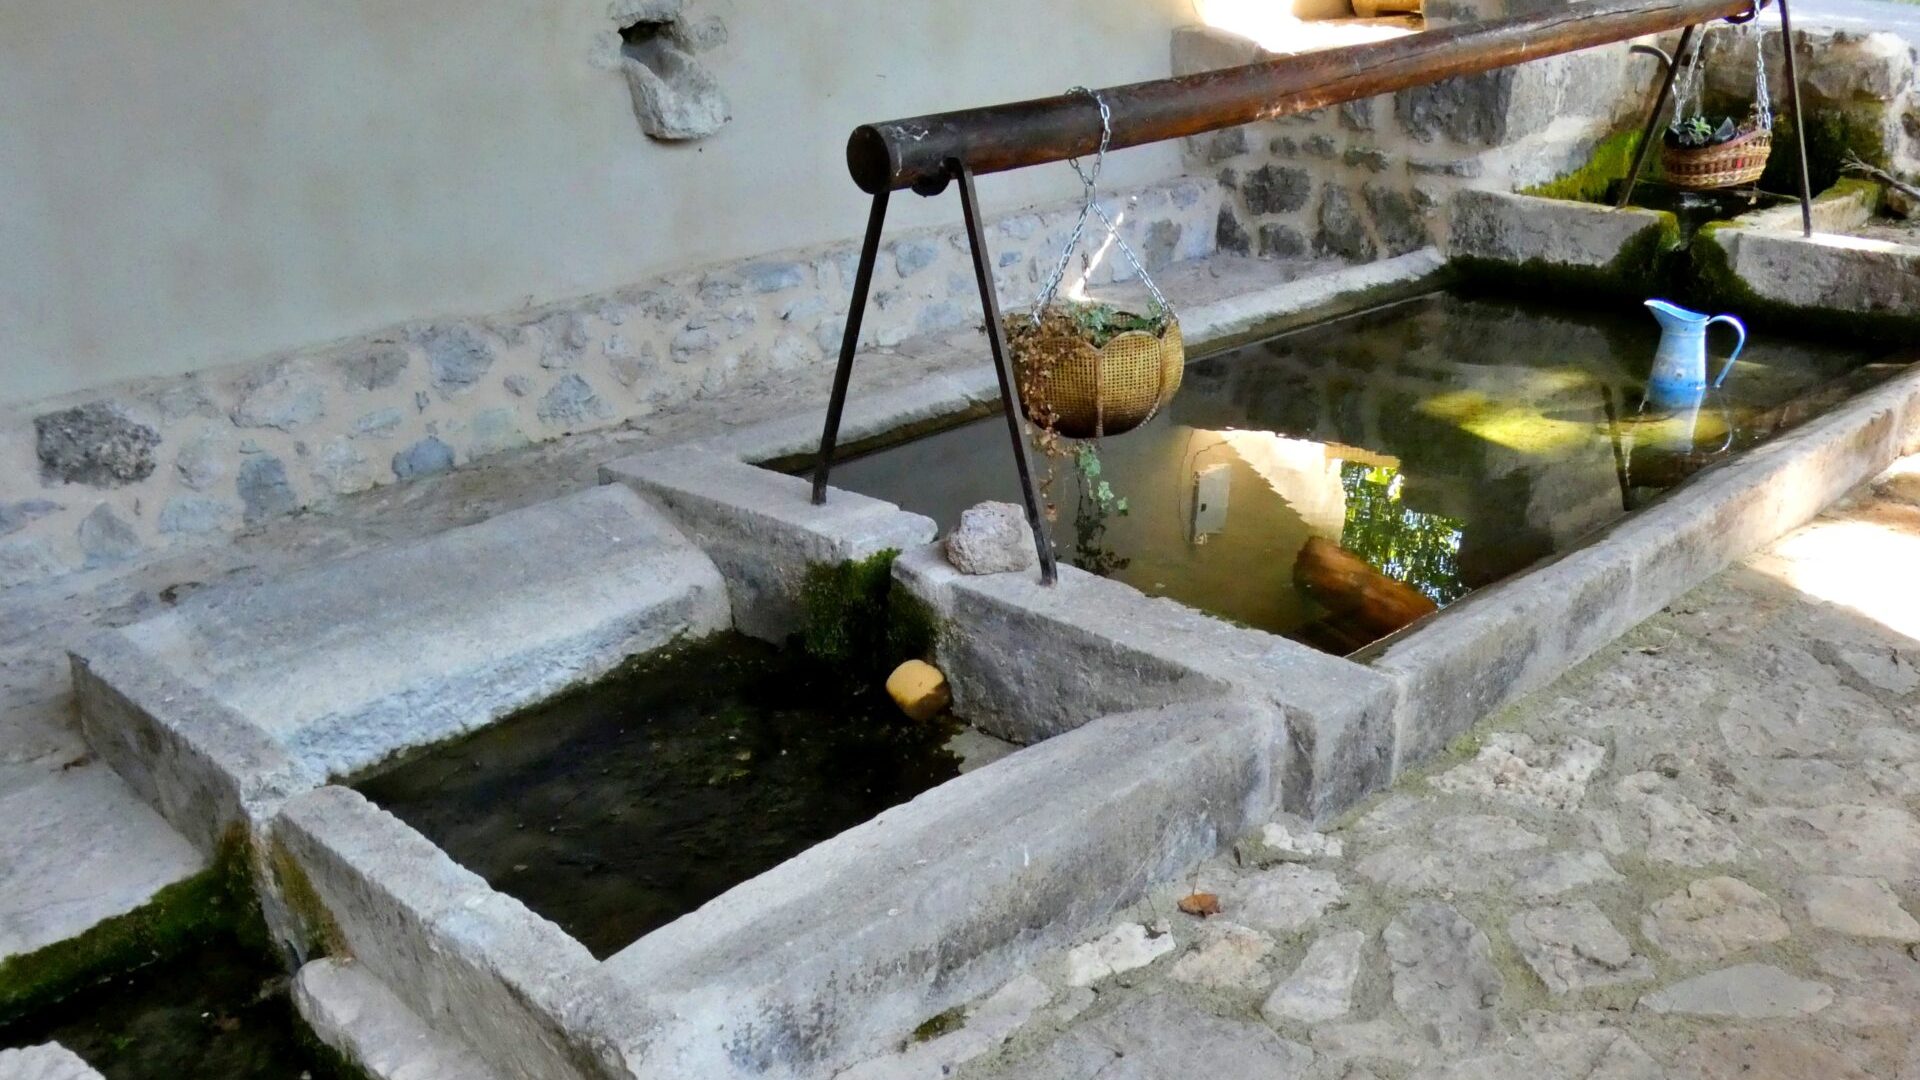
top-left (1338, 462), bottom-right (1469, 606)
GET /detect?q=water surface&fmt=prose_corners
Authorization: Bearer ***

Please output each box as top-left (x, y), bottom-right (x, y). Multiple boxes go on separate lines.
top-left (0, 939), bottom-right (346, 1080)
top-left (355, 634), bottom-right (960, 957)
top-left (826, 291), bottom-right (1886, 651)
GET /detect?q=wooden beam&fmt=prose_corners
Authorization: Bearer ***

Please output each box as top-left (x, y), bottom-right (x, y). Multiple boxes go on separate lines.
top-left (848, 0), bottom-right (1762, 194)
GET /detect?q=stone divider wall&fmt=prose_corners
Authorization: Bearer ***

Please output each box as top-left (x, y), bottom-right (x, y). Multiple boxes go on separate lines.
top-left (0, 177), bottom-right (1218, 591)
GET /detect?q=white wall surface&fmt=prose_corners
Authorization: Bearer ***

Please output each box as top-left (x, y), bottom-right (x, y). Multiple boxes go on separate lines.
top-left (0, 0), bottom-right (1194, 407)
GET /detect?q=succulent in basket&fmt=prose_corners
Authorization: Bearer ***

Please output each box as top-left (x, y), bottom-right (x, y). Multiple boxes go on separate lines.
top-left (1666, 114), bottom-right (1741, 149)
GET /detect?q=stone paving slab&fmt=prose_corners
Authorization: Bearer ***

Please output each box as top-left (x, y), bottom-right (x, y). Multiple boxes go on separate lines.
top-left (97, 484), bottom-right (724, 771)
top-left (828, 457), bottom-right (1920, 1080)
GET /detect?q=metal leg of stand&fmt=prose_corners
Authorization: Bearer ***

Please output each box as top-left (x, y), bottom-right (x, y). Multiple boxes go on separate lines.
top-left (811, 190), bottom-right (891, 504)
top-left (1776, 0), bottom-right (1816, 238)
top-left (1619, 25), bottom-right (1696, 209)
top-left (954, 161), bottom-right (1059, 585)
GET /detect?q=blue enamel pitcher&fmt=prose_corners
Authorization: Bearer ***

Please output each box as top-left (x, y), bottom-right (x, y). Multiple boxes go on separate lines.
top-left (1645, 300), bottom-right (1746, 408)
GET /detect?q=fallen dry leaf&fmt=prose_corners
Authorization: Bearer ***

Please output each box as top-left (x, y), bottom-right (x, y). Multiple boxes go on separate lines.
top-left (1177, 892), bottom-right (1221, 917)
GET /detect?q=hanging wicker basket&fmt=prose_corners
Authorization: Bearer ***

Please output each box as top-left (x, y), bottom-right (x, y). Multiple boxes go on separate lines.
top-left (1007, 307), bottom-right (1184, 440)
top-left (1662, 127), bottom-right (1773, 191)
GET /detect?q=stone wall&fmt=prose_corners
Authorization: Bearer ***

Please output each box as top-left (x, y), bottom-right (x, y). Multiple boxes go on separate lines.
top-left (0, 0), bottom-right (1199, 409)
top-left (0, 178), bottom-right (1217, 588)
top-left (1186, 22), bottom-right (1659, 266)
top-left (1700, 24), bottom-right (1919, 184)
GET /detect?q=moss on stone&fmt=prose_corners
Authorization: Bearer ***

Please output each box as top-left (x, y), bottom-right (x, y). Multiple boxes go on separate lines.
top-left (1688, 221), bottom-right (1920, 343)
top-left (1521, 129), bottom-right (1645, 204)
top-left (267, 840), bottom-right (347, 962)
top-left (800, 550), bottom-right (940, 681)
top-left (1452, 209), bottom-right (1685, 301)
top-left (0, 833), bottom-right (266, 1025)
top-left (1816, 176), bottom-right (1887, 218)
top-left (1755, 106), bottom-right (1893, 197)
top-left (909, 1005), bottom-right (966, 1044)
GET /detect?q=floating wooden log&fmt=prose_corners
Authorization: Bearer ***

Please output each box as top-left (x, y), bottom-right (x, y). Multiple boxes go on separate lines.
top-left (1294, 536), bottom-right (1439, 644)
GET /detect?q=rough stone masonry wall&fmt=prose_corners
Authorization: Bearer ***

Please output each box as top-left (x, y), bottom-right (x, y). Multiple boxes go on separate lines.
top-left (0, 178), bottom-right (1217, 590)
top-left (1700, 23), bottom-right (1920, 183)
top-left (1187, 1), bottom-right (1661, 265)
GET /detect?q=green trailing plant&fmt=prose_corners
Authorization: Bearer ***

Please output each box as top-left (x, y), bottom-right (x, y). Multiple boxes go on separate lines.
top-left (1071, 444), bottom-right (1126, 517)
top-left (1068, 443), bottom-right (1130, 577)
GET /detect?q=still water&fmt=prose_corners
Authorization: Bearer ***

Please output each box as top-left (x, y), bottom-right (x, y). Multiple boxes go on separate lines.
top-left (0, 939), bottom-right (349, 1080)
top-left (355, 634), bottom-right (960, 957)
top-left (826, 291), bottom-right (1885, 652)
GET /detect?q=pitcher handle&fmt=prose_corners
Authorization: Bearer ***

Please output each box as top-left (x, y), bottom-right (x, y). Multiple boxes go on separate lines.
top-left (1707, 315), bottom-right (1746, 388)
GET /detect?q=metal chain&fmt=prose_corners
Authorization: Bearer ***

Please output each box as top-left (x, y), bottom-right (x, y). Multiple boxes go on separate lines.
top-left (1031, 87), bottom-right (1175, 324)
top-left (1670, 30), bottom-right (1706, 122)
top-left (1752, 19), bottom-right (1774, 130)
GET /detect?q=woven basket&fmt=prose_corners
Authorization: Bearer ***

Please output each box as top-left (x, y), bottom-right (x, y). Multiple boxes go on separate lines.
top-left (1007, 311), bottom-right (1184, 439)
top-left (1661, 128), bottom-right (1772, 191)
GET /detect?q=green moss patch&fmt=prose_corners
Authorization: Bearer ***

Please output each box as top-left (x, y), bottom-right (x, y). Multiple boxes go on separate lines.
top-left (799, 550), bottom-right (939, 681)
top-left (1755, 106), bottom-right (1893, 197)
top-left (1453, 209), bottom-right (1686, 300)
top-left (1688, 222), bottom-right (1920, 344)
top-left (909, 1005), bottom-right (966, 1044)
top-left (267, 842), bottom-right (347, 962)
top-left (1522, 129), bottom-right (1645, 204)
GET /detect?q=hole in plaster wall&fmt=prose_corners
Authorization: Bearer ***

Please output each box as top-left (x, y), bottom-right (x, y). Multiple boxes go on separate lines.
top-left (619, 19), bottom-right (676, 59)
top-left (616, 7), bottom-right (731, 142)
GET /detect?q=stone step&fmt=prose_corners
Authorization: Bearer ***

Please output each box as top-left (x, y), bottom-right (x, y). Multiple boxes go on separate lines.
top-left (293, 957), bottom-right (504, 1080)
top-left (0, 1042), bottom-right (101, 1080)
top-left (0, 763), bottom-right (204, 968)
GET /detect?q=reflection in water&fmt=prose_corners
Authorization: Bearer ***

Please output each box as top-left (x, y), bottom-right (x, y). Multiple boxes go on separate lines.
top-left (1337, 463), bottom-right (1467, 607)
top-left (827, 292), bottom-right (1888, 652)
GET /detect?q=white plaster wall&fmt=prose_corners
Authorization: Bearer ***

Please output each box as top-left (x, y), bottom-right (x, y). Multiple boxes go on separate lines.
top-left (0, 0), bottom-right (1193, 407)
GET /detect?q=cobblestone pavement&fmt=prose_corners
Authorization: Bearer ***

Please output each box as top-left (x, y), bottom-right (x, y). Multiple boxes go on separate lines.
top-left (842, 458), bottom-right (1920, 1080)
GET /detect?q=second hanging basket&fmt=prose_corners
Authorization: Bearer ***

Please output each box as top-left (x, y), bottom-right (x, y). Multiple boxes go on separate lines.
top-left (1007, 304), bottom-right (1184, 440)
top-left (1662, 126), bottom-right (1772, 190)
top-left (1657, 22), bottom-right (1775, 191)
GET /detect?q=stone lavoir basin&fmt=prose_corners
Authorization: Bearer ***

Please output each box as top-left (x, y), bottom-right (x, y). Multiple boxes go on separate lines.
top-left (827, 290), bottom-right (1894, 653)
top-left (350, 632), bottom-right (966, 957)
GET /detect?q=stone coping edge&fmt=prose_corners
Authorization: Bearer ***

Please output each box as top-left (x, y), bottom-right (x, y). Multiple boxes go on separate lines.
top-left (1369, 361), bottom-right (1920, 775)
top-left (270, 695), bottom-right (1281, 1080)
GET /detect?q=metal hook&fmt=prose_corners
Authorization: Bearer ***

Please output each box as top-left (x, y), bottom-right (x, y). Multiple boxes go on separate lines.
top-left (1629, 43), bottom-right (1673, 81)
